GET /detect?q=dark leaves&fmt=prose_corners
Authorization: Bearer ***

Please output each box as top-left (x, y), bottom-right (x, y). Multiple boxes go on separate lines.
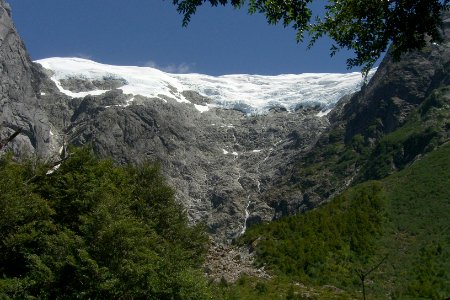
top-left (171, 0), bottom-right (449, 75)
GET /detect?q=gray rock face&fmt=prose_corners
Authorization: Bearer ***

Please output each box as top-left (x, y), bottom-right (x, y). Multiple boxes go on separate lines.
top-left (3, 0), bottom-right (447, 243)
top-left (281, 11), bottom-right (450, 213)
top-left (59, 76), bottom-right (128, 92)
top-left (66, 90), bottom-right (329, 241)
top-left (332, 11), bottom-right (450, 141)
top-left (0, 0), bottom-right (331, 241)
top-left (0, 0), bottom-right (70, 158)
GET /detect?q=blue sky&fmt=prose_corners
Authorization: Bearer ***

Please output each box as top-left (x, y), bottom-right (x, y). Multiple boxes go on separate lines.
top-left (8, 0), bottom-right (367, 75)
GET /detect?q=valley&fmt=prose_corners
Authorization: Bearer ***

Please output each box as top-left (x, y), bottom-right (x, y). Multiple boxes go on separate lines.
top-left (0, 0), bottom-right (449, 298)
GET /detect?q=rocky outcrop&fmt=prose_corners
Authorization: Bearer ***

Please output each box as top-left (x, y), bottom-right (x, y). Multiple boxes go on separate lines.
top-left (59, 76), bottom-right (128, 92)
top-left (0, 0), bottom-right (70, 158)
top-left (264, 11), bottom-right (450, 219)
top-left (332, 12), bottom-right (450, 141)
top-left (65, 89), bottom-right (329, 241)
top-left (0, 0), bottom-right (332, 242)
top-left (205, 239), bottom-right (270, 283)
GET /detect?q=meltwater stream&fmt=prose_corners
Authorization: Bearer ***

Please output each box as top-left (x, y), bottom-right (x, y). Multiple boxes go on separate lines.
top-left (240, 197), bottom-right (251, 235)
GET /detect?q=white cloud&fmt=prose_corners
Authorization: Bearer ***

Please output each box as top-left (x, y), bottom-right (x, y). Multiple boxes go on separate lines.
top-left (144, 60), bottom-right (194, 74)
top-left (144, 60), bottom-right (158, 68)
top-left (70, 53), bottom-right (93, 60)
top-left (163, 63), bottom-right (191, 74)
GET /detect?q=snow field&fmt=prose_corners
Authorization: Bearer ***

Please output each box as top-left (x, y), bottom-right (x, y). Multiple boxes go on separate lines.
top-left (37, 57), bottom-right (374, 115)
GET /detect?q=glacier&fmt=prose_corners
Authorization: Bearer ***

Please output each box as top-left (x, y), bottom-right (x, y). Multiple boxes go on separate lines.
top-left (36, 57), bottom-right (374, 115)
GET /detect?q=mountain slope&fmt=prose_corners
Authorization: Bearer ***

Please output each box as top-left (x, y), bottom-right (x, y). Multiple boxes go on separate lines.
top-left (1, 0), bottom-right (449, 296)
top-left (32, 56), bottom-right (374, 240)
top-left (0, 0), bottom-right (67, 158)
top-left (237, 141), bottom-right (449, 299)
top-left (1, 0), bottom-right (374, 241)
top-left (266, 12), bottom-right (450, 212)
top-left (1, 0), bottom-right (448, 259)
top-left (230, 12), bottom-right (450, 298)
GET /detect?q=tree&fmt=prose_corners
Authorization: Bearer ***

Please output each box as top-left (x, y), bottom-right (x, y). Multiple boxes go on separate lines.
top-left (171, 0), bottom-right (449, 75)
top-left (356, 254), bottom-right (388, 300)
top-left (0, 147), bottom-right (211, 299)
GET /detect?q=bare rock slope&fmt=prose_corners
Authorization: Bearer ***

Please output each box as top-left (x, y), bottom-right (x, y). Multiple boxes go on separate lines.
top-left (3, 0), bottom-right (447, 243)
top-left (0, 0), bottom-right (333, 241)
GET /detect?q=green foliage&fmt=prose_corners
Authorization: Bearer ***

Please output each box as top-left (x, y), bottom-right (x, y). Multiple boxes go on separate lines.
top-left (311, 0), bottom-right (448, 74)
top-left (171, 0), bottom-right (449, 74)
top-left (362, 87), bottom-right (450, 180)
top-left (407, 242), bottom-right (448, 299)
top-left (236, 142), bottom-right (449, 298)
top-left (0, 156), bottom-right (55, 281)
top-left (241, 182), bottom-right (386, 289)
top-left (0, 147), bottom-right (210, 299)
top-left (381, 143), bottom-right (450, 298)
top-left (212, 274), bottom-right (358, 299)
top-left (291, 86), bottom-right (449, 201)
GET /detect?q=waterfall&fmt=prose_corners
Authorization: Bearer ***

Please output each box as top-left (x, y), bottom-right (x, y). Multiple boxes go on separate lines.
top-left (240, 197), bottom-right (251, 235)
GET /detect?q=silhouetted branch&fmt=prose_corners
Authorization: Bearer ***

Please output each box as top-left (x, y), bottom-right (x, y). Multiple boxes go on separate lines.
top-left (356, 254), bottom-right (388, 300)
top-left (0, 128), bottom-right (22, 151)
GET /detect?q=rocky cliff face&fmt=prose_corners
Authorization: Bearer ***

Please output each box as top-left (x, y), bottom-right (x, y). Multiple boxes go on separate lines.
top-left (2, 0), bottom-right (448, 243)
top-left (333, 12), bottom-right (450, 140)
top-left (274, 11), bottom-right (450, 213)
top-left (0, 0), bottom-right (335, 241)
top-left (50, 85), bottom-right (332, 241)
top-left (0, 0), bottom-right (69, 158)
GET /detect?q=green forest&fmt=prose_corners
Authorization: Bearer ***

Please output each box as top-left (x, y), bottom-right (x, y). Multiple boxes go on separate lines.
top-left (228, 143), bottom-right (449, 299)
top-left (0, 148), bottom-right (210, 299)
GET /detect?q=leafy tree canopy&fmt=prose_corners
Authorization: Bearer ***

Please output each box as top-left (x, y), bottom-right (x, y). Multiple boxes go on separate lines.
top-left (172, 0), bottom-right (449, 74)
top-left (0, 147), bottom-right (211, 299)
